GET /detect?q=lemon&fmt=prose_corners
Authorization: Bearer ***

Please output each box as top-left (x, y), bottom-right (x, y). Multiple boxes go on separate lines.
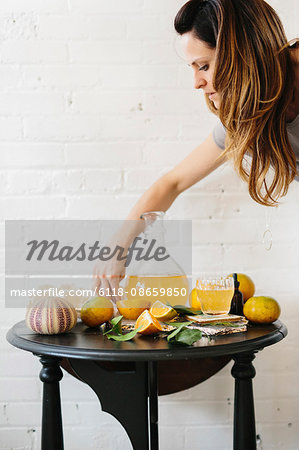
top-left (243, 296), bottom-right (281, 324)
top-left (80, 296), bottom-right (114, 327)
top-left (150, 300), bottom-right (177, 321)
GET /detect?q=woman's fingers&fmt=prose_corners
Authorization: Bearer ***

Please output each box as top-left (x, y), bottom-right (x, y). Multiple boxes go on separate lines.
top-left (109, 276), bottom-right (122, 302)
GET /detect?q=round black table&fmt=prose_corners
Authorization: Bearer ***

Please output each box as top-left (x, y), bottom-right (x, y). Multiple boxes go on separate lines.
top-left (7, 320), bottom-right (287, 450)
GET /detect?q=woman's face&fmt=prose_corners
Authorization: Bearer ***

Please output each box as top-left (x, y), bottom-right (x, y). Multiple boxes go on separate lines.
top-left (181, 32), bottom-right (220, 109)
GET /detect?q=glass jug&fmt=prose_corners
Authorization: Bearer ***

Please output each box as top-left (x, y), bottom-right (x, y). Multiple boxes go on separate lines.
top-left (122, 211), bottom-right (190, 307)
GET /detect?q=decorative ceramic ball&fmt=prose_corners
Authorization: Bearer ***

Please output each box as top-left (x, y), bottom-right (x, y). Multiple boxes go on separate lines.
top-left (26, 297), bottom-right (77, 335)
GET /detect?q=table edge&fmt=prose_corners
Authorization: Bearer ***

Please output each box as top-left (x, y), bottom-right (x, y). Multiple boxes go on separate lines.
top-left (6, 320), bottom-right (288, 361)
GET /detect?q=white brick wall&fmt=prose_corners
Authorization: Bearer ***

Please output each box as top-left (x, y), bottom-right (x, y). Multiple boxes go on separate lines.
top-left (0, 0), bottom-right (298, 449)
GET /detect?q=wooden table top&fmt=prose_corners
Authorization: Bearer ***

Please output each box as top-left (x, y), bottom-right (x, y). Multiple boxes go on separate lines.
top-left (7, 320), bottom-right (287, 362)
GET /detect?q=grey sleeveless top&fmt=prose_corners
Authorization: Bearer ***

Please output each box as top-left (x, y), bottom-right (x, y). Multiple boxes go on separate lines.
top-left (212, 114), bottom-right (299, 180)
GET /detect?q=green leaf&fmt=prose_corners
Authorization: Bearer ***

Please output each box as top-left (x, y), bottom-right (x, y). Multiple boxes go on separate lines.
top-left (103, 315), bottom-right (123, 335)
top-left (106, 327), bottom-right (141, 341)
top-left (167, 323), bottom-right (189, 341)
top-left (171, 305), bottom-right (202, 316)
top-left (174, 328), bottom-right (202, 346)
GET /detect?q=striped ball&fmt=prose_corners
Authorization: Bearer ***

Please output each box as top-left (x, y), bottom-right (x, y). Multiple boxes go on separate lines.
top-left (26, 298), bottom-right (77, 335)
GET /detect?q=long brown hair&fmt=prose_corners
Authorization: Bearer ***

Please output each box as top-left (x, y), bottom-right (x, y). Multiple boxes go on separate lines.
top-left (175, 0), bottom-right (297, 206)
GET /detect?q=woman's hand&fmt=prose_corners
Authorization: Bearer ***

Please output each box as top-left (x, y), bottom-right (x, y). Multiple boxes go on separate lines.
top-left (91, 220), bottom-right (144, 302)
top-left (92, 256), bottom-right (127, 302)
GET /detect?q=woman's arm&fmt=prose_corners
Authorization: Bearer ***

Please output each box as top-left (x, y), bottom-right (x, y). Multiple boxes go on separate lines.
top-left (126, 132), bottom-right (226, 221)
top-left (94, 132), bottom-right (226, 297)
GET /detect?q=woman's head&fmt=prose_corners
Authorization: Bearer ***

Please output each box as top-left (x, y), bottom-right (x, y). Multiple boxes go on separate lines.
top-left (175, 0), bottom-right (220, 107)
top-left (174, 0), bottom-right (297, 205)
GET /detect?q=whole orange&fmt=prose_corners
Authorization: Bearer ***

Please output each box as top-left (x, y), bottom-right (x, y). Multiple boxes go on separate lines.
top-left (243, 296), bottom-right (281, 324)
top-left (116, 298), bottom-right (150, 320)
top-left (80, 296), bottom-right (114, 327)
top-left (229, 273), bottom-right (255, 302)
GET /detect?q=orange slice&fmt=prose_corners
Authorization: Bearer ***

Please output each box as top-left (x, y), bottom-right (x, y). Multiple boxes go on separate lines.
top-left (149, 300), bottom-right (177, 321)
top-left (135, 310), bottom-right (163, 335)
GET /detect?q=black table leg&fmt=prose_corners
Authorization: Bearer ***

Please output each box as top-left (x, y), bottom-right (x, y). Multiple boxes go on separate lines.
top-left (231, 352), bottom-right (257, 450)
top-left (69, 359), bottom-right (150, 450)
top-left (148, 361), bottom-right (158, 450)
top-left (39, 356), bottom-right (64, 450)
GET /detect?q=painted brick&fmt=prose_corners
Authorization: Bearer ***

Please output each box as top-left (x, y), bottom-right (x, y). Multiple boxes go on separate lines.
top-left (143, 90), bottom-right (204, 115)
top-left (222, 243), bottom-right (299, 273)
top-left (0, 12), bottom-right (39, 40)
top-left (5, 402), bottom-right (80, 426)
top-left (0, 117), bottom-right (22, 140)
top-left (0, 428), bottom-right (37, 449)
top-left (144, 114), bottom-right (181, 140)
top-left (143, 141), bottom-right (198, 167)
top-left (0, 349), bottom-right (40, 377)
top-left (69, 0), bottom-right (143, 14)
top-left (159, 400), bottom-right (230, 426)
top-left (255, 398), bottom-right (299, 423)
top-left (66, 195), bottom-right (138, 219)
top-left (65, 143), bottom-right (143, 168)
top-left (0, 378), bottom-right (41, 402)
top-left (0, 40), bottom-right (67, 63)
top-left (99, 64), bottom-right (179, 89)
top-left (179, 113), bottom-right (218, 140)
top-left (144, 41), bottom-right (182, 65)
top-left (0, 197), bottom-right (66, 219)
top-left (126, 16), bottom-right (175, 40)
top-left (171, 193), bottom-right (225, 220)
top-left (71, 91), bottom-right (144, 114)
top-left (60, 374), bottom-right (98, 402)
top-left (38, 14), bottom-right (127, 40)
top-left (143, 0), bottom-right (184, 14)
top-left (257, 422), bottom-right (299, 449)
top-left (124, 168), bottom-right (162, 192)
top-left (0, 143), bottom-right (64, 168)
top-left (69, 41), bottom-right (142, 64)
top-left (5, 170), bottom-right (61, 195)
top-left (51, 170), bottom-right (85, 194)
top-left (22, 65), bottom-right (100, 89)
top-left (100, 115), bottom-right (148, 140)
top-left (254, 372), bottom-right (299, 399)
top-left (0, 92), bottom-right (64, 115)
top-left (0, 66), bottom-right (22, 88)
top-left (23, 115), bottom-right (102, 141)
top-left (81, 169), bottom-right (122, 193)
top-left (191, 245), bottom-right (225, 273)
top-left (191, 218), bottom-right (261, 245)
top-left (185, 425), bottom-right (232, 450)
top-left (0, 0), bottom-right (68, 14)
top-left (180, 373), bottom-right (234, 403)
top-left (159, 427), bottom-right (186, 450)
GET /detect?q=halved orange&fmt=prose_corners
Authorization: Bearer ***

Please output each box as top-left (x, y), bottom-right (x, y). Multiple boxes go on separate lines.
top-left (149, 300), bottom-right (177, 321)
top-left (135, 310), bottom-right (163, 335)
top-left (116, 298), bottom-right (149, 320)
top-left (189, 287), bottom-right (202, 310)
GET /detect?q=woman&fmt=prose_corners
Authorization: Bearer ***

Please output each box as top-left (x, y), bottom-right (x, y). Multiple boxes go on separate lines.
top-left (95, 0), bottom-right (298, 296)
